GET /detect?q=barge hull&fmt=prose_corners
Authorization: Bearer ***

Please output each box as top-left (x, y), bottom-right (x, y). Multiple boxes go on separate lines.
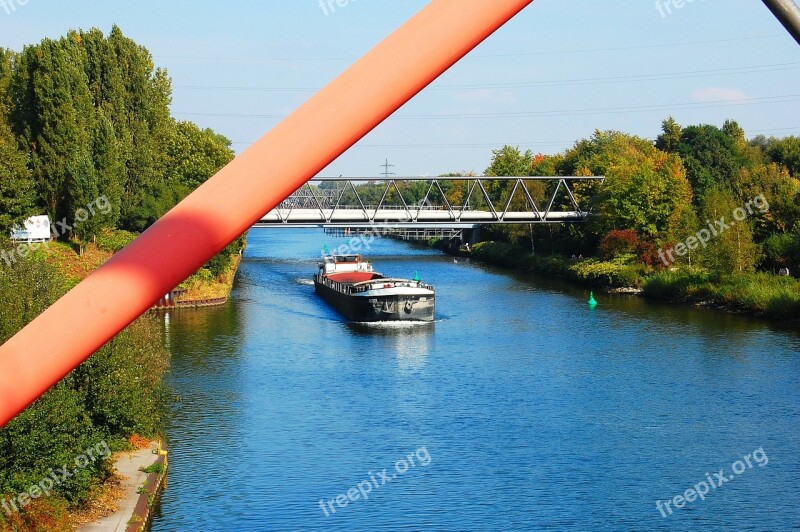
top-left (314, 281), bottom-right (434, 322)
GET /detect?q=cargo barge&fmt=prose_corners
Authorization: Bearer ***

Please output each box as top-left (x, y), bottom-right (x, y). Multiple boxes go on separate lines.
top-left (314, 254), bottom-right (435, 322)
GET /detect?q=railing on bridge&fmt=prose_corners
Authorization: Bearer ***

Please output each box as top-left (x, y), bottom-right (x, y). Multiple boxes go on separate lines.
top-left (255, 176), bottom-right (605, 227)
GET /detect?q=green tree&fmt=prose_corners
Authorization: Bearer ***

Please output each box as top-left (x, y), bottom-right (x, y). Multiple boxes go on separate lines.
top-left (104, 25), bottom-right (175, 231)
top-left (0, 49), bottom-right (35, 234)
top-left (657, 121), bottom-right (748, 202)
top-left (484, 146), bottom-right (548, 248)
top-left (699, 186), bottom-right (761, 274)
top-left (765, 136), bottom-right (800, 179)
top-left (166, 121), bottom-right (235, 189)
top-left (732, 162), bottom-right (800, 240)
top-left (559, 131), bottom-right (695, 243)
top-left (0, 254), bottom-right (169, 506)
top-left (654, 116), bottom-right (682, 153)
top-left (11, 36), bottom-right (97, 233)
top-left (90, 109), bottom-right (124, 230)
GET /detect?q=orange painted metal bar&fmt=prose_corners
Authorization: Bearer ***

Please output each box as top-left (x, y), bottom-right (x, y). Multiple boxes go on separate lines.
top-left (0, 0), bottom-right (534, 427)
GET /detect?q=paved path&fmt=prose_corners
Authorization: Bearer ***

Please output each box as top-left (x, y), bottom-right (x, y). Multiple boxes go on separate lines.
top-left (79, 443), bottom-right (159, 532)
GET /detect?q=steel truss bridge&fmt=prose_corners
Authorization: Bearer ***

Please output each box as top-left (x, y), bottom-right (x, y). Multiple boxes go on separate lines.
top-left (255, 176), bottom-right (605, 229)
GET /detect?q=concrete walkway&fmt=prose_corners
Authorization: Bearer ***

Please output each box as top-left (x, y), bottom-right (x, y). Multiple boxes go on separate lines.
top-left (79, 443), bottom-right (159, 532)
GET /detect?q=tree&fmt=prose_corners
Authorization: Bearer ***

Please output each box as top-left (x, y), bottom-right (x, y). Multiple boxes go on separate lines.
top-left (7, 27), bottom-right (233, 238)
top-left (655, 117), bottom-right (682, 153)
top-left (658, 122), bottom-right (748, 202)
top-left (599, 229), bottom-right (640, 260)
top-left (699, 186), bottom-right (761, 274)
top-left (765, 136), bottom-right (800, 179)
top-left (558, 131), bottom-right (695, 243)
top-left (732, 162), bottom-right (800, 241)
top-left (90, 109), bottom-right (123, 231)
top-left (166, 121), bottom-right (235, 190)
top-left (11, 36), bottom-right (98, 233)
top-left (0, 49), bottom-right (35, 234)
top-left (484, 146), bottom-right (547, 248)
top-left (104, 25), bottom-right (175, 231)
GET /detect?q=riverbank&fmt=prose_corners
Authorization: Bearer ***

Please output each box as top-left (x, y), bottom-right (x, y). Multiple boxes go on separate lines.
top-left (0, 238), bottom-right (193, 532)
top-left (436, 240), bottom-right (800, 321)
top-left (77, 440), bottom-right (167, 532)
top-left (39, 235), bottom-right (242, 308)
top-left (167, 253), bottom-right (241, 308)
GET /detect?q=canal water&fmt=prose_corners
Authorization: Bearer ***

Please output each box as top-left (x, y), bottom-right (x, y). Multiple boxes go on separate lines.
top-left (152, 229), bottom-right (800, 531)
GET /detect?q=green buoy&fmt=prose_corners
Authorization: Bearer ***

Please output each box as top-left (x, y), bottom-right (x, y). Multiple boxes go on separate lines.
top-left (588, 292), bottom-right (598, 307)
top-left (413, 271), bottom-right (421, 282)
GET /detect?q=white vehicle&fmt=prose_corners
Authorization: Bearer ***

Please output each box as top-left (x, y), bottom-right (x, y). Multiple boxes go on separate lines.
top-left (10, 216), bottom-right (51, 243)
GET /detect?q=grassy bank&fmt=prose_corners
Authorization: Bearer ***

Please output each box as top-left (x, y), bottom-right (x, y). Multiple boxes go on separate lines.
top-left (643, 269), bottom-right (800, 318)
top-left (468, 241), bottom-right (648, 289)
top-left (45, 229), bottom-right (244, 304)
top-left (0, 232), bottom-right (244, 530)
top-left (463, 241), bottom-right (800, 320)
top-left (177, 253), bottom-right (242, 303)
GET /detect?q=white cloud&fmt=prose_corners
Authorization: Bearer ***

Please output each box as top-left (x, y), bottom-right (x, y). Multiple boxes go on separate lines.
top-left (691, 87), bottom-right (748, 103)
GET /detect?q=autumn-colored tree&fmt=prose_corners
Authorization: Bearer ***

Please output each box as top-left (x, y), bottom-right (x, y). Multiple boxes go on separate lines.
top-left (599, 229), bottom-right (640, 260)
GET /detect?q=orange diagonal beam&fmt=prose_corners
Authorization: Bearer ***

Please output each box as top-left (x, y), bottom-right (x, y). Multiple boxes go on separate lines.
top-left (0, 0), bottom-right (534, 427)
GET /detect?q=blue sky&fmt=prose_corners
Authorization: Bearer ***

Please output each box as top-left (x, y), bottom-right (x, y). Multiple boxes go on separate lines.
top-left (2, 0), bottom-right (799, 176)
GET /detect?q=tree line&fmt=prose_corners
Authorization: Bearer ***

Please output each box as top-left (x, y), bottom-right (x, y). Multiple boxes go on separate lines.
top-left (0, 27), bottom-right (236, 529)
top-left (482, 120), bottom-right (800, 277)
top-left (0, 25), bottom-right (234, 239)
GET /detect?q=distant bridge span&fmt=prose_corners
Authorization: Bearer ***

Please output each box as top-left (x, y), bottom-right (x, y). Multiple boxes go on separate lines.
top-left (255, 176), bottom-right (605, 228)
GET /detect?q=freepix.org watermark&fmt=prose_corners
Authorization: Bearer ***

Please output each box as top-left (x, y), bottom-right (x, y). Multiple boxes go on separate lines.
top-left (1, 0), bottom-right (30, 15)
top-left (655, 0), bottom-right (704, 18)
top-left (318, 0), bottom-right (357, 16)
top-left (1, 195), bottom-right (112, 268)
top-left (318, 446), bottom-right (431, 517)
top-left (1, 441), bottom-right (111, 516)
top-left (658, 194), bottom-right (769, 267)
top-left (320, 223), bottom-right (397, 259)
top-left (656, 447), bottom-right (768, 518)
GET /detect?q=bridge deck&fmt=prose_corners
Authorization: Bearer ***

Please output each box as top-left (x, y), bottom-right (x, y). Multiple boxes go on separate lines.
top-left (256, 209), bottom-right (588, 226)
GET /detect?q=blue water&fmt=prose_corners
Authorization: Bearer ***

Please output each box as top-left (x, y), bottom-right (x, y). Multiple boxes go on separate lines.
top-left (152, 229), bottom-right (800, 531)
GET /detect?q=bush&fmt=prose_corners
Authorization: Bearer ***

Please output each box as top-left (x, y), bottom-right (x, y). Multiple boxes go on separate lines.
top-left (0, 253), bottom-right (170, 512)
top-left (642, 268), bottom-right (713, 300)
top-left (203, 237), bottom-right (245, 278)
top-left (95, 228), bottom-right (138, 253)
top-left (762, 232), bottom-right (800, 273)
top-left (599, 229), bottom-right (640, 260)
top-left (73, 319), bottom-right (170, 438)
top-left (568, 259), bottom-right (646, 288)
top-left (472, 242), bottom-right (527, 268)
top-left (711, 273), bottom-right (800, 316)
top-left (0, 497), bottom-right (71, 531)
top-left (643, 269), bottom-right (800, 317)
top-left (204, 252), bottom-right (231, 278)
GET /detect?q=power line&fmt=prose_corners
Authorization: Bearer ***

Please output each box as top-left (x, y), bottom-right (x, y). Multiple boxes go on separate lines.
top-left (174, 93), bottom-right (800, 122)
top-left (154, 34), bottom-right (784, 63)
top-left (393, 94), bottom-right (800, 120)
top-left (227, 126), bottom-right (800, 149)
top-left (172, 62), bottom-right (800, 94)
